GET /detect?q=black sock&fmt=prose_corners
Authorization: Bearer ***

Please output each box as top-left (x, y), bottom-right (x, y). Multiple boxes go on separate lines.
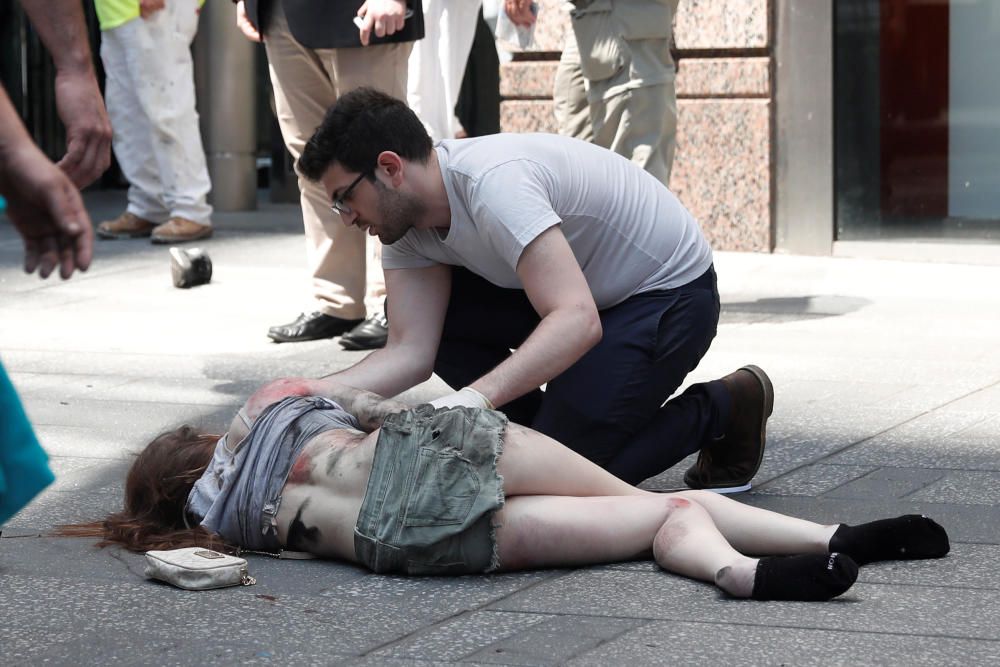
top-left (829, 515), bottom-right (950, 566)
top-left (751, 553), bottom-right (858, 601)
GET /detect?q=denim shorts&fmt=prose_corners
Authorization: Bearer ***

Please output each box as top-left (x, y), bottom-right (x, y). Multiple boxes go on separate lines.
top-left (354, 405), bottom-right (507, 575)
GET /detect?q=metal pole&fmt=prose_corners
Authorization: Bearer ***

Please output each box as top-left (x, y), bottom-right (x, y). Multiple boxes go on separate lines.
top-left (193, 0), bottom-right (257, 211)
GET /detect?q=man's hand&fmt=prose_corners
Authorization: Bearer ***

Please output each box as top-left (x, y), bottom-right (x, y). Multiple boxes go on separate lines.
top-left (429, 387), bottom-right (494, 410)
top-left (1, 143), bottom-right (94, 280)
top-left (140, 0), bottom-right (166, 19)
top-left (52, 69), bottom-right (112, 189)
top-left (355, 0), bottom-right (407, 46)
top-left (235, 0), bottom-right (262, 41)
top-left (504, 0), bottom-right (536, 27)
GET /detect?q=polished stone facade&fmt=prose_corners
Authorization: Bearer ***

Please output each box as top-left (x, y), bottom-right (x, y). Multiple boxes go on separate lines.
top-left (499, 0), bottom-right (774, 252)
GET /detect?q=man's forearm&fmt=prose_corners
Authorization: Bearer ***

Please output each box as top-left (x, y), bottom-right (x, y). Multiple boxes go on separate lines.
top-left (19, 0), bottom-right (96, 74)
top-left (0, 89), bottom-right (31, 155)
top-left (310, 380), bottom-right (411, 431)
top-left (470, 308), bottom-right (601, 409)
top-left (324, 344), bottom-right (431, 401)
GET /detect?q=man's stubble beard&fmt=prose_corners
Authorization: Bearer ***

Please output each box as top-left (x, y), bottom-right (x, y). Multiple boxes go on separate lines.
top-left (374, 183), bottom-right (427, 245)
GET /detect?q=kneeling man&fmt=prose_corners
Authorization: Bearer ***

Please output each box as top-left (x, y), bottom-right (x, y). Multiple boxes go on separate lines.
top-left (297, 87), bottom-right (769, 491)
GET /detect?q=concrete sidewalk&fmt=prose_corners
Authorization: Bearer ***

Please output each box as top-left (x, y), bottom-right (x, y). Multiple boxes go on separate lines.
top-left (2, 191), bottom-right (999, 665)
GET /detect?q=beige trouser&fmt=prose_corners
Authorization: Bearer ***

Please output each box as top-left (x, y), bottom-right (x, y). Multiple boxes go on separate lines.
top-left (265, 2), bottom-right (411, 319)
top-left (554, 0), bottom-right (678, 186)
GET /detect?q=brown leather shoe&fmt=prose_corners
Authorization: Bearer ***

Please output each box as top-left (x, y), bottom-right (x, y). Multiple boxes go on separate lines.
top-left (96, 211), bottom-right (157, 239)
top-left (684, 365), bottom-right (774, 493)
top-left (151, 217), bottom-right (213, 244)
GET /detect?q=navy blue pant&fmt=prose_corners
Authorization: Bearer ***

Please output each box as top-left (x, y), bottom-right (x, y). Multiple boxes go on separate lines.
top-left (433, 266), bottom-right (731, 484)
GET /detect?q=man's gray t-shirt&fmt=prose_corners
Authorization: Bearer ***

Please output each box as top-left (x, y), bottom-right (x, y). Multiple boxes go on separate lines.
top-left (381, 133), bottom-right (712, 310)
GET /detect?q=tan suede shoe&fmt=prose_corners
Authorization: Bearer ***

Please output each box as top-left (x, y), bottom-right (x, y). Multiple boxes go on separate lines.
top-left (151, 217), bottom-right (213, 244)
top-left (96, 211), bottom-right (157, 240)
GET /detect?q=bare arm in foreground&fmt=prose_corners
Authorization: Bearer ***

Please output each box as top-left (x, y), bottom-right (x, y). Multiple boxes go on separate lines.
top-left (17, 0), bottom-right (112, 187)
top-left (0, 88), bottom-right (94, 279)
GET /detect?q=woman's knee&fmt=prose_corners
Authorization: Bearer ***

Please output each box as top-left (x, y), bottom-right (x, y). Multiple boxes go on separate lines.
top-left (669, 489), bottom-right (716, 508)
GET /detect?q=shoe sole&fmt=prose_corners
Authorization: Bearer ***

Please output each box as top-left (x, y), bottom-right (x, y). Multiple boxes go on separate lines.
top-left (151, 229), bottom-right (213, 244)
top-left (703, 482), bottom-right (752, 494)
top-left (339, 337), bottom-right (387, 351)
top-left (267, 332), bottom-right (337, 343)
top-left (97, 229), bottom-right (153, 240)
top-left (268, 327), bottom-right (359, 344)
top-left (684, 364), bottom-right (774, 491)
top-left (741, 364), bottom-right (774, 489)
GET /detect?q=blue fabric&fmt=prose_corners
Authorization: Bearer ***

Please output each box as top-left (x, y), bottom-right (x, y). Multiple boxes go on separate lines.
top-left (432, 266), bottom-right (727, 485)
top-left (0, 361), bottom-right (54, 524)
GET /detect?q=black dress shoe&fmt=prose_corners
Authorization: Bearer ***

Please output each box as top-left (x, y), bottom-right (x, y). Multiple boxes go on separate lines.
top-left (267, 311), bottom-right (363, 343)
top-left (339, 311), bottom-right (388, 350)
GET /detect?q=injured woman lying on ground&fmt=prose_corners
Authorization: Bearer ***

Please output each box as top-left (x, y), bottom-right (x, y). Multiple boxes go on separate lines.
top-left (59, 377), bottom-right (951, 601)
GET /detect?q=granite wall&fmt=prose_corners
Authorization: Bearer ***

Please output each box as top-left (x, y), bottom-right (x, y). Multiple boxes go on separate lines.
top-left (498, 0), bottom-right (774, 252)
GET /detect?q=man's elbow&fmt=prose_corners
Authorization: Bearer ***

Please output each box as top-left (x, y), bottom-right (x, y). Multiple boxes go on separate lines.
top-left (387, 340), bottom-right (436, 386)
top-left (579, 306), bottom-right (603, 349)
top-left (408, 359), bottom-right (436, 386)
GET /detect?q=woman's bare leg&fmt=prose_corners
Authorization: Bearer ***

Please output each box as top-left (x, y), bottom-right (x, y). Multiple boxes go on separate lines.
top-left (497, 423), bottom-right (650, 498)
top-left (670, 489), bottom-right (838, 556)
top-left (496, 424), bottom-right (838, 554)
top-left (494, 494), bottom-right (857, 600)
top-left (495, 423), bottom-right (945, 566)
top-left (494, 494), bottom-right (750, 586)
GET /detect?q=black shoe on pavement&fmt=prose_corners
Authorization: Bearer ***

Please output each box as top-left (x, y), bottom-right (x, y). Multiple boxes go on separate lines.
top-left (267, 312), bottom-right (363, 343)
top-left (339, 311), bottom-right (388, 350)
top-left (683, 364), bottom-right (774, 493)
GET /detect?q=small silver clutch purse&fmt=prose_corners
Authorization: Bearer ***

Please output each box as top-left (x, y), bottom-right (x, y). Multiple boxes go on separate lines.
top-left (144, 548), bottom-right (256, 590)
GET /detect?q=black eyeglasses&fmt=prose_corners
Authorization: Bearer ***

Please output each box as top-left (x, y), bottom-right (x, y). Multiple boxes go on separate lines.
top-left (330, 172), bottom-right (367, 215)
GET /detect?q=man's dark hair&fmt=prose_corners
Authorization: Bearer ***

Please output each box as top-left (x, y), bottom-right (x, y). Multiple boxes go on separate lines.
top-left (298, 87), bottom-right (433, 182)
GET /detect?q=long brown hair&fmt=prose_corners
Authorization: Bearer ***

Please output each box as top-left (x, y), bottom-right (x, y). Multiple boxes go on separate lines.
top-left (55, 426), bottom-right (234, 553)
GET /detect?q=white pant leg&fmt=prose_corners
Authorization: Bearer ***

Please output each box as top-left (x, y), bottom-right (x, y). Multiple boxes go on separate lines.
top-left (118, 0), bottom-right (213, 224)
top-left (408, 0), bottom-right (482, 140)
top-left (100, 21), bottom-right (171, 222)
top-left (441, 1), bottom-right (482, 138)
top-left (408, 0), bottom-right (446, 140)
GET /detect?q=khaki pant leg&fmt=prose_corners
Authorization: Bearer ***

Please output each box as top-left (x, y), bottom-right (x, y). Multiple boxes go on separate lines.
top-left (571, 0), bottom-right (678, 186)
top-left (587, 36), bottom-right (677, 186)
top-left (327, 42), bottom-right (412, 313)
top-left (265, 3), bottom-right (367, 319)
top-left (553, 31), bottom-right (593, 141)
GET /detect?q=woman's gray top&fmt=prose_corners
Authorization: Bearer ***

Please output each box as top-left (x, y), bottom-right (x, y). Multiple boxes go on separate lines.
top-left (186, 396), bottom-right (362, 551)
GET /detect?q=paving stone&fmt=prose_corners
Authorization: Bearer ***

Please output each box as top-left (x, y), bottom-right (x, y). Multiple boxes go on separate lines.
top-left (858, 543), bottom-right (1000, 590)
top-left (755, 463), bottom-right (877, 496)
top-left (827, 411), bottom-right (1000, 470)
top-left (84, 376), bottom-right (250, 407)
top-left (491, 569), bottom-right (1000, 640)
top-left (24, 398), bottom-right (227, 437)
top-left (906, 470), bottom-right (1000, 506)
top-left (371, 610), bottom-right (555, 661)
top-left (823, 467), bottom-right (947, 501)
top-left (465, 615), bottom-right (644, 666)
top-left (566, 620), bottom-right (1000, 666)
top-left (6, 371), bottom-right (135, 399)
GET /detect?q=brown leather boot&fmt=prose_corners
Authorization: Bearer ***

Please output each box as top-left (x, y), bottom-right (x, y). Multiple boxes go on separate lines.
top-left (96, 211), bottom-right (157, 239)
top-left (684, 365), bottom-right (774, 493)
top-left (151, 217), bottom-right (213, 244)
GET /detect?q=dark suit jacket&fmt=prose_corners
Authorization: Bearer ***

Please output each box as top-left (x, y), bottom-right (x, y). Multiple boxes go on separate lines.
top-left (246, 0), bottom-right (424, 49)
